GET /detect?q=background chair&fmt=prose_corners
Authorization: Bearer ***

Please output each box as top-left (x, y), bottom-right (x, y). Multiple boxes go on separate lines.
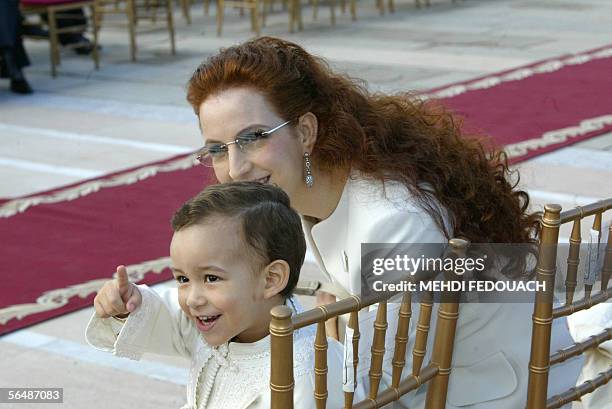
top-left (20, 0), bottom-right (99, 77)
top-left (526, 200), bottom-right (612, 408)
top-left (270, 238), bottom-right (468, 409)
top-left (174, 0), bottom-right (211, 24)
top-left (94, 0), bottom-right (175, 62)
top-left (216, 0), bottom-right (259, 35)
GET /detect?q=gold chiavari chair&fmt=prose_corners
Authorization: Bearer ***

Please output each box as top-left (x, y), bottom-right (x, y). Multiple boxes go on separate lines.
top-left (174, 0), bottom-right (211, 23)
top-left (177, 0), bottom-right (192, 23)
top-left (526, 200), bottom-right (612, 409)
top-left (310, 0), bottom-right (356, 25)
top-left (20, 0), bottom-right (100, 77)
top-left (217, 0), bottom-right (299, 36)
top-left (376, 0), bottom-right (393, 15)
top-left (270, 238), bottom-right (468, 409)
top-left (379, 0), bottom-right (460, 16)
top-left (288, 0), bottom-right (302, 32)
top-left (216, 0), bottom-right (262, 36)
top-left (260, 0), bottom-right (288, 29)
top-left (95, 0), bottom-right (176, 61)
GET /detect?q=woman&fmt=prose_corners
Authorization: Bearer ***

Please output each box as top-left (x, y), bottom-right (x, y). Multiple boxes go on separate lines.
top-left (186, 37), bottom-right (582, 408)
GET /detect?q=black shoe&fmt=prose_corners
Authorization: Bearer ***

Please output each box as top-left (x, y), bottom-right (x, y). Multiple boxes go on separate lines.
top-left (10, 78), bottom-right (33, 94)
top-left (21, 24), bottom-right (49, 38)
top-left (71, 36), bottom-right (101, 55)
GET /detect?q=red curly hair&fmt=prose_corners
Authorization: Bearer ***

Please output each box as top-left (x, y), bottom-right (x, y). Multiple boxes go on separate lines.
top-left (187, 37), bottom-right (539, 246)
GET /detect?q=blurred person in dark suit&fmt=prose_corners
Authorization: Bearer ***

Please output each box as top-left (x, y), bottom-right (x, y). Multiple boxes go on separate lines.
top-left (0, 0), bottom-right (33, 94)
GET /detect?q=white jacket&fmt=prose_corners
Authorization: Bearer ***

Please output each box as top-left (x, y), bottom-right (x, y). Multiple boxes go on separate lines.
top-left (302, 175), bottom-right (583, 408)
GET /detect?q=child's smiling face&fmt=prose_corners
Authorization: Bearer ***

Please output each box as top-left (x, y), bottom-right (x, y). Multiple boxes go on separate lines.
top-left (170, 217), bottom-right (276, 346)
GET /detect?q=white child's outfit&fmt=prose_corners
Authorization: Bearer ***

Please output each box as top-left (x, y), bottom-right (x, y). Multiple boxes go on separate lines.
top-left (85, 285), bottom-right (345, 409)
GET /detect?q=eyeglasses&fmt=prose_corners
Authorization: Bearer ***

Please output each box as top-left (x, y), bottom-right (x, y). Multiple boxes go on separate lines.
top-left (196, 120), bottom-right (292, 167)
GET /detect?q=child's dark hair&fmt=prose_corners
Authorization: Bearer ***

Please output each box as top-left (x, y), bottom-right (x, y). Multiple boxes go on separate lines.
top-left (171, 182), bottom-right (306, 298)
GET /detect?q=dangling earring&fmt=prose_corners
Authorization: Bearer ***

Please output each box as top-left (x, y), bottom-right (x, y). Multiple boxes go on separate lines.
top-left (303, 152), bottom-right (314, 188)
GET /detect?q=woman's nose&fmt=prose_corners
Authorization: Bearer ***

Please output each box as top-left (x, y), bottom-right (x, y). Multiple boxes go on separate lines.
top-left (227, 145), bottom-right (252, 181)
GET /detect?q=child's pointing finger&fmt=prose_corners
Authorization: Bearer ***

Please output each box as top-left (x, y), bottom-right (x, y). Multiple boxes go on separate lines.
top-left (114, 265), bottom-right (142, 313)
top-left (116, 265), bottom-right (130, 292)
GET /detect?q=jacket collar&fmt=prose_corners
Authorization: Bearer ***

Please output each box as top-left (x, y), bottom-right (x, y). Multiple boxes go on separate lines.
top-left (302, 177), bottom-right (352, 281)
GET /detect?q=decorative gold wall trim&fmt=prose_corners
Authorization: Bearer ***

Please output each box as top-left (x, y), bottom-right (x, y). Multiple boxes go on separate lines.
top-left (422, 46), bottom-right (612, 100)
top-left (0, 257), bottom-right (172, 326)
top-left (0, 155), bottom-right (198, 219)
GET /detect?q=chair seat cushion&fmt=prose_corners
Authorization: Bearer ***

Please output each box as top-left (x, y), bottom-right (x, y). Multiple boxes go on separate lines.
top-left (21, 0), bottom-right (88, 6)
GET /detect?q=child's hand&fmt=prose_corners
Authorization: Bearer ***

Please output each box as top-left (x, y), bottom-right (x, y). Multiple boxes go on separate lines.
top-left (93, 265), bottom-right (142, 318)
top-left (316, 291), bottom-right (339, 341)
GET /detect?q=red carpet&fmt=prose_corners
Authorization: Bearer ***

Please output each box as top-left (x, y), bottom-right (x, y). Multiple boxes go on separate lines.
top-left (2, 46), bottom-right (612, 335)
top-left (424, 45), bottom-right (612, 162)
top-left (0, 155), bottom-right (215, 335)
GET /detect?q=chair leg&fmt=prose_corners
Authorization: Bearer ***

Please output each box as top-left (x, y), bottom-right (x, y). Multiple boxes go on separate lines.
top-left (388, 0), bottom-right (394, 13)
top-left (289, 0), bottom-right (294, 32)
top-left (167, 0), bottom-right (176, 54)
top-left (204, 0), bottom-right (210, 15)
top-left (350, 0), bottom-right (356, 20)
top-left (251, 0), bottom-right (260, 36)
top-left (127, 0), bottom-right (137, 61)
top-left (181, 0), bottom-right (191, 24)
top-left (330, 0), bottom-right (335, 25)
top-left (262, 0), bottom-right (267, 27)
top-left (312, 0), bottom-right (317, 20)
top-left (91, 4), bottom-right (100, 70)
top-left (48, 8), bottom-right (59, 77)
top-left (217, 0), bottom-right (224, 35)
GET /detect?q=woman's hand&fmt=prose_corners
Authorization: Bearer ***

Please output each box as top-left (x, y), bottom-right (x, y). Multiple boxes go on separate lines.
top-left (316, 291), bottom-right (339, 341)
top-left (93, 265), bottom-right (142, 318)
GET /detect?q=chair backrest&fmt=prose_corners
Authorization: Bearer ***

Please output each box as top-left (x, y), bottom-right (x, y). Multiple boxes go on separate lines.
top-left (526, 199), bottom-right (612, 409)
top-left (269, 238), bottom-right (468, 409)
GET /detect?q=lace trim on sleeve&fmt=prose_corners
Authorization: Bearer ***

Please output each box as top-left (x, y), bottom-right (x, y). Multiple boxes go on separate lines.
top-left (112, 284), bottom-right (159, 360)
top-left (84, 312), bottom-right (120, 352)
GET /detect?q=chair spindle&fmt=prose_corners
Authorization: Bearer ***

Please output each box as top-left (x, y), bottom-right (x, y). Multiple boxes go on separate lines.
top-left (565, 217), bottom-right (581, 305)
top-left (412, 291), bottom-right (433, 376)
top-left (270, 305), bottom-right (295, 409)
top-left (368, 300), bottom-right (388, 399)
top-left (314, 321), bottom-right (328, 409)
top-left (526, 204), bottom-right (561, 409)
top-left (424, 238), bottom-right (467, 409)
top-left (391, 292), bottom-right (412, 388)
top-left (601, 223), bottom-right (612, 291)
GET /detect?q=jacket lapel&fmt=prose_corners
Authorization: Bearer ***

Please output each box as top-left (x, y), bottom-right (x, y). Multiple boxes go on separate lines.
top-left (307, 180), bottom-right (351, 290)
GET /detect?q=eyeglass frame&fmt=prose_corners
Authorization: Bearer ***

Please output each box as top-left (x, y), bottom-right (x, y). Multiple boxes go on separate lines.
top-left (196, 119), bottom-right (293, 167)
